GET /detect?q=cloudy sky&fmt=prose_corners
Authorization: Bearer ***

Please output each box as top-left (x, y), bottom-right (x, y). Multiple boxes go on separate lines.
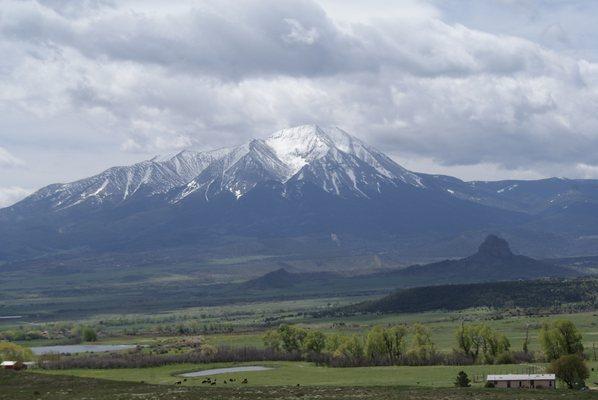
top-left (2, 0), bottom-right (598, 206)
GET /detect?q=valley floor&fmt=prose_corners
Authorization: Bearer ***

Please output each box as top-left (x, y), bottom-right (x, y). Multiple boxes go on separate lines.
top-left (3, 369), bottom-right (597, 400)
top-left (36, 360), bottom-right (598, 387)
top-left (4, 292), bottom-right (598, 399)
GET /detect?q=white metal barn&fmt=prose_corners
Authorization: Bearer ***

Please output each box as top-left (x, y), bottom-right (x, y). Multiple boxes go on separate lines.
top-left (486, 374), bottom-right (556, 389)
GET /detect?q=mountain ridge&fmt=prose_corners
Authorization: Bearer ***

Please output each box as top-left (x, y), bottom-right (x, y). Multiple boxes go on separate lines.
top-left (238, 236), bottom-right (580, 295)
top-left (2, 125), bottom-right (598, 263)
top-left (391, 235), bottom-right (578, 284)
top-left (5, 124), bottom-right (598, 213)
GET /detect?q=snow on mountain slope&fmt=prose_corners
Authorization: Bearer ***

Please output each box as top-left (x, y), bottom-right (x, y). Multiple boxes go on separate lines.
top-left (16, 150), bottom-right (219, 211)
top-left (265, 125), bottom-right (334, 177)
top-left (174, 139), bottom-right (292, 202)
top-left (288, 146), bottom-right (397, 197)
top-left (173, 124), bottom-right (429, 201)
top-left (6, 125), bottom-right (598, 263)
top-left (8, 124), bottom-right (434, 211)
top-left (265, 125), bottom-right (424, 187)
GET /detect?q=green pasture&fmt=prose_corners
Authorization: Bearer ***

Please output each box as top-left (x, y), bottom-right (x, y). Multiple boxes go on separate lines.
top-left (38, 360), bottom-right (598, 388)
top-left (5, 370), bottom-right (597, 400)
top-left (197, 309), bottom-right (598, 353)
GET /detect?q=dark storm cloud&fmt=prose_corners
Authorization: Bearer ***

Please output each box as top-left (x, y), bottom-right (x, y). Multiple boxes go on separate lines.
top-left (2, 0), bottom-right (570, 81)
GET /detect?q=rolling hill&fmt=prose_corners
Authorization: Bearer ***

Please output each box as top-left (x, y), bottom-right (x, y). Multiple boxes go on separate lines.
top-left (344, 278), bottom-right (598, 314)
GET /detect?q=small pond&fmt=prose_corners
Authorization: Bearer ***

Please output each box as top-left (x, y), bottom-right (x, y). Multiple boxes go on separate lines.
top-left (30, 344), bottom-right (137, 355)
top-left (180, 366), bottom-right (273, 377)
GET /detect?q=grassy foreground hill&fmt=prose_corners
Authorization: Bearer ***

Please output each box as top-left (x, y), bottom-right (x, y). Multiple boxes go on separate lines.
top-left (3, 369), bottom-right (597, 400)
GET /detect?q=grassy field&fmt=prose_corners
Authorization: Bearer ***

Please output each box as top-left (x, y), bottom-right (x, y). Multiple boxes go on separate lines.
top-left (37, 360), bottom-right (598, 388)
top-left (56, 308), bottom-right (594, 354)
top-left (5, 291), bottom-right (598, 399)
top-left (309, 309), bottom-right (598, 353)
top-left (3, 370), bottom-right (597, 400)
top-left (13, 306), bottom-right (593, 358)
top-left (190, 309), bottom-right (598, 353)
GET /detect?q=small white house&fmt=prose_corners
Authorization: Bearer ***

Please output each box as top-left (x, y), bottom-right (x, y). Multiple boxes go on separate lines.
top-left (486, 374), bottom-right (556, 389)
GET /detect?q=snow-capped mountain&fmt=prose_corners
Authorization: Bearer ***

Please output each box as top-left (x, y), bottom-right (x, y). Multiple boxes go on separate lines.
top-left (173, 125), bottom-right (425, 202)
top-left (12, 125), bottom-right (428, 211)
top-left (3, 124), bottom-right (598, 262)
top-left (13, 149), bottom-right (222, 212)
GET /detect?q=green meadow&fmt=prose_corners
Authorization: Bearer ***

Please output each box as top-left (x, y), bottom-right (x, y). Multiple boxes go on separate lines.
top-left (3, 370), bottom-right (596, 400)
top-left (38, 361), bottom-right (573, 387)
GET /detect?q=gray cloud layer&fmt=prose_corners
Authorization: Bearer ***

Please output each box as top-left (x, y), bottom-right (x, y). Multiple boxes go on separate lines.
top-left (2, 0), bottom-right (598, 205)
top-left (0, 147), bottom-right (24, 168)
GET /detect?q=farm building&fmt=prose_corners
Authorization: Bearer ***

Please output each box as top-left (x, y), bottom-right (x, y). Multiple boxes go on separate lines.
top-left (486, 374), bottom-right (556, 389)
top-left (1, 361), bottom-right (24, 370)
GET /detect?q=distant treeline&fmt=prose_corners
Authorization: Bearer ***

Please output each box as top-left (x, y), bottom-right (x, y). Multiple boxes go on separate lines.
top-left (39, 319), bottom-right (587, 369)
top-left (261, 320), bottom-right (587, 368)
top-left (40, 345), bottom-right (301, 370)
top-left (332, 278), bottom-right (598, 315)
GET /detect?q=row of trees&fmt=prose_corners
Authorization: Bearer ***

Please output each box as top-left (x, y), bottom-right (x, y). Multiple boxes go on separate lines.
top-left (455, 319), bottom-right (586, 364)
top-left (263, 319), bottom-right (586, 366)
top-left (264, 323), bottom-right (441, 366)
top-left (455, 323), bottom-right (510, 364)
top-left (41, 345), bottom-right (302, 370)
top-left (365, 324), bottom-right (435, 363)
top-left (0, 325), bottom-right (97, 343)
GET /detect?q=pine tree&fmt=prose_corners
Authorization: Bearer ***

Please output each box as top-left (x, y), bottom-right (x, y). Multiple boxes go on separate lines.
top-left (454, 371), bottom-right (471, 387)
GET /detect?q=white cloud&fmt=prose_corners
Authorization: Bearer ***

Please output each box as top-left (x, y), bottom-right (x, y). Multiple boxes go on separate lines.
top-left (283, 18), bottom-right (320, 45)
top-left (0, 147), bottom-right (24, 168)
top-left (0, 186), bottom-right (31, 207)
top-left (1, 0), bottom-right (598, 189)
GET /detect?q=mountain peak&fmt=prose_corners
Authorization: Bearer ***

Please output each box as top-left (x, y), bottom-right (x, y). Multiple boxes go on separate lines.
top-left (264, 124), bottom-right (373, 176)
top-left (477, 235), bottom-right (513, 258)
top-left (265, 125), bottom-right (335, 175)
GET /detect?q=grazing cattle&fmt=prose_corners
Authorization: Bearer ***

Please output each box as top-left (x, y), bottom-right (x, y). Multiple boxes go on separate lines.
top-left (175, 381), bottom-right (182, 385)
top-left (211, 381), bottom-right (216, 386)
top-left (241, 378), bottom-right (248, 384)
top-left (183, 378), bottom-right (187, 382)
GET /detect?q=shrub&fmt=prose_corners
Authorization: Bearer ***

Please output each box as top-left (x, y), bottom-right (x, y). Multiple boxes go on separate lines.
top-left (454, 371), bottom-right (471, 387)
top-left (539, 320), bottom-right (583, 360)
top-left (0, 341), bottom-right (34, 362)
top-left (455, 323), bottom-right (510, 364)
top-left (510, 350), bottom-right (535, 364)
top-left (408, 324), bottom-right (436, 362)
top-left (304, 330), bottom-right (326, 354)
top-left (263, 330), bottom-right (282, 351)
top-left (365, 325), bottom-right (407, 365)
top-left (547, 355), bottom-right (589, 389)
top-left (494, 351), bottom-right (514, 364)
top-left (81, 326), bottom-right (97, 342)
